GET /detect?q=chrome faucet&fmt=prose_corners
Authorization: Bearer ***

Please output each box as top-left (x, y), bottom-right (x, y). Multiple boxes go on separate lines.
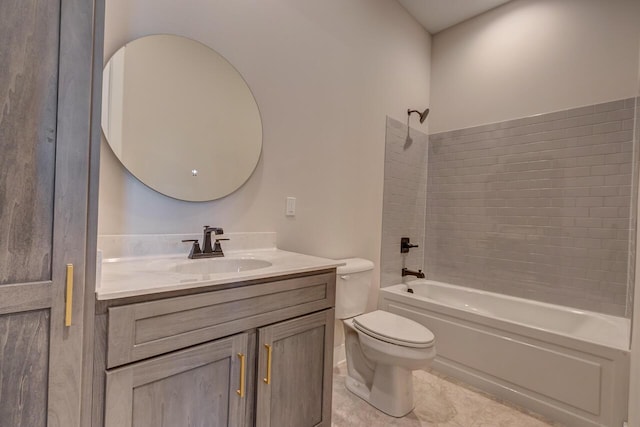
top-left (181, 226), bottom-right (229, 259)
top-left (402, 268), bottom-right (425, 279)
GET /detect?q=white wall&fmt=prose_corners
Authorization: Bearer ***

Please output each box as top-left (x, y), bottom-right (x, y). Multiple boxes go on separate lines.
top-left (430, 0), bottom-right (640, 133)
top-left (99, 0), bottom-right (431, 304)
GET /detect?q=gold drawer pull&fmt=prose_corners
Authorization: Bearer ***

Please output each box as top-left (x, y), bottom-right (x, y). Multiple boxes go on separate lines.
top-left (65, 264), bottom-right (73, 327)
top-left (263, 344), bottom-right (272, 384)
top-left (236, 353), bottom-right (246, 397)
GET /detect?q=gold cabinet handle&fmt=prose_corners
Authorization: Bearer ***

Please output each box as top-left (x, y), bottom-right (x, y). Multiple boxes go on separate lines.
top-left (263, 344), bottom-right (272, 384)
top-left (236, 353), bottom-right (246, 397)
top-left (65, 264), bottom-right (73, 327)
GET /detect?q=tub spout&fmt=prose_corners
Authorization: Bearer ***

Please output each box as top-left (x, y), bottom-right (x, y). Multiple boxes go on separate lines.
top-left (402, 268), bottom-right (425, 279)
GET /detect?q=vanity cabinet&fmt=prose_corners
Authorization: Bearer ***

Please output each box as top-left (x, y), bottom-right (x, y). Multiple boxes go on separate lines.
top-left (105, 334), bottom-right (250, 427)
top-left (256, 310), bottom-right (334, 427)
top-left (93, 270), bottom-right (336, 427)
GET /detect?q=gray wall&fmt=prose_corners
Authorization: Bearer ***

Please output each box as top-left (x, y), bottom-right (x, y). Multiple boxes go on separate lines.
top-left (380, 117), bottom-right (428, 288)
top-left (424, 98), bottom-right (637, 316)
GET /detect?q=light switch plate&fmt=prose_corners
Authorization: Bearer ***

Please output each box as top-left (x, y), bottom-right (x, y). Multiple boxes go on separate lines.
top-left (286, 197), bottom-right (296, 216)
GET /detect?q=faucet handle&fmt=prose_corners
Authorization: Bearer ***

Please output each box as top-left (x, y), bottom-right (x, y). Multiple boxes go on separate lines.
top-left (212, 238), bottom-right (230, 253)
top-left (400, 237), bottom-right (419, 253)
top-left (181, 239), bottom-right (202, 258)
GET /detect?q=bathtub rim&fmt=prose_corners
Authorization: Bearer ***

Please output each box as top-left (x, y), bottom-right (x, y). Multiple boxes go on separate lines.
top-left (380, 280), bottom-right (631, 352)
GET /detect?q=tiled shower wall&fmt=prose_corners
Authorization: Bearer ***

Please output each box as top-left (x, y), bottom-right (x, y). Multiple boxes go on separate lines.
top-left (425, 99), bottom-right (637, 317)
top-left (380, 117), bottom-right (428, 288)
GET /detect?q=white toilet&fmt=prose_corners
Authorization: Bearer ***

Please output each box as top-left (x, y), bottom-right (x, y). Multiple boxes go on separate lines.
top-left (336, 258), bottom-right (436, 417)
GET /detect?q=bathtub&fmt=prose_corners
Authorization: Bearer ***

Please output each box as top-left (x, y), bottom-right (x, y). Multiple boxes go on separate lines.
top-left (379, 280), bottom-right (630, 427)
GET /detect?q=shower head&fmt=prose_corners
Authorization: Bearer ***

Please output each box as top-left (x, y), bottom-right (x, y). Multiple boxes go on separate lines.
top-left (408, 108), bottom-right (430, 123)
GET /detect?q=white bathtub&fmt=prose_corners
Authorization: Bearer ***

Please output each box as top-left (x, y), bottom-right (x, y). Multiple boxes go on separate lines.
top-left (379, 280), bottom-right (631, 427)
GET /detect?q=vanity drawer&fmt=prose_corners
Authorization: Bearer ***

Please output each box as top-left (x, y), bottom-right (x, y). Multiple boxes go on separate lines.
top-left (106, 272), bottom-right (335, 368)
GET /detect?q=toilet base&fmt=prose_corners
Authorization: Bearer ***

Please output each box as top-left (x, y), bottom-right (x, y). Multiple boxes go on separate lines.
top-left (345, 364), bottom-right (415, 418)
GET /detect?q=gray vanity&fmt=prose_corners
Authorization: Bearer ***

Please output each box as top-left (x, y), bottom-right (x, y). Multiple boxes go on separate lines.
top-left (91, 239), bottom-right (339, 427)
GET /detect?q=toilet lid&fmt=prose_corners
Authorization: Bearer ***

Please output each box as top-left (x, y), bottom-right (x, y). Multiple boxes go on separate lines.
top-left (353, 310), bottom-right (435, 349)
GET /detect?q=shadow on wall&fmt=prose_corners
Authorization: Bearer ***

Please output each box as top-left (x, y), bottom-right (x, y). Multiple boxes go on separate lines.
top-left (380, 116), bottom-right (429, 288)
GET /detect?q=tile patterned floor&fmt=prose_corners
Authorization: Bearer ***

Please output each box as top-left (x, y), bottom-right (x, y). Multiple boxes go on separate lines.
top-left (331, 364), bottom-right (562, 427)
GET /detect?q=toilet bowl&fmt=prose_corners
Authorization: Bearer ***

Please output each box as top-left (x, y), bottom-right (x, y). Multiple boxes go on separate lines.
top-left (336, 259), bottom-right (436, 417)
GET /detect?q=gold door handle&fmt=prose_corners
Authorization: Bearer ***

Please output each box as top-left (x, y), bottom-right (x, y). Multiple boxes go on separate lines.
top-left (65, 264), bottom-right (73, 327)
top-left (236, 353), bottom-right (246, 397)
top-left (263, 344), bottom-right (272, 384)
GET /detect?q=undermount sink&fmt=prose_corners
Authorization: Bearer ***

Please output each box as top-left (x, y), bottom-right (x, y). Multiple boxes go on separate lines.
top-left (97, 234), bottom-right (346, 300)
top-left (173, 258), bottom-right (272, 275)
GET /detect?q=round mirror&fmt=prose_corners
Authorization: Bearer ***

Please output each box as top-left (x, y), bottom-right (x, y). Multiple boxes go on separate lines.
top-left (101, 35), bottom-right (262, 201)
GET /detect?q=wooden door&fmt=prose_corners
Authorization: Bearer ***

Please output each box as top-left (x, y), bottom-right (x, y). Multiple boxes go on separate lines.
top-left (104, 334), bottom-right (250, 427)
top-left (256, 310), bottom-right (334, 427)
top-left (0, 0), bottom-right (97, 426)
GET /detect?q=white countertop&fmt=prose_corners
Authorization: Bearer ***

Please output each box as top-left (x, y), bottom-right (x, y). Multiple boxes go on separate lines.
top-left (97, 248), bottom-right (343, 300)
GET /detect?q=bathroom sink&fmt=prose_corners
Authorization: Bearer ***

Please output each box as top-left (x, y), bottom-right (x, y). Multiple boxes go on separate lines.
top-left (173, 258), bottom-right (272, 275)
top-left (98, 245), bottom-right (345, 300)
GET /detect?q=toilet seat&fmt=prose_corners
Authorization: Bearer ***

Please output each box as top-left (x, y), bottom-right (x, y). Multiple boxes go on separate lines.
top-left (353, 310), bottom-right (434, 349)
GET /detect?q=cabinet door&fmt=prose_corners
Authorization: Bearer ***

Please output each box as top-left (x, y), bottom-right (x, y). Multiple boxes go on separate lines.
top-left (104, 333), bottom-right (249, 427)
top-left (256, 309), bottom-right (334, 427)
top-left (0, 0), bottom-right (97, 426)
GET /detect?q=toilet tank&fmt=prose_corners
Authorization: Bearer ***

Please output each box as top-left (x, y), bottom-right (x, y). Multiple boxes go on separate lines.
top-left (335, 258), bottom-right (375, 319)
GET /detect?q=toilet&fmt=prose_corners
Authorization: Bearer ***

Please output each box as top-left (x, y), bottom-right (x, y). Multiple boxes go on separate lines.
top-left (336, 258), bottom-right (436, 417)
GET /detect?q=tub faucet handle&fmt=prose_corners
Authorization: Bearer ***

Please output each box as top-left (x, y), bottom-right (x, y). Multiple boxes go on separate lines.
top-left (401, 237), bottom-right (419, 253)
